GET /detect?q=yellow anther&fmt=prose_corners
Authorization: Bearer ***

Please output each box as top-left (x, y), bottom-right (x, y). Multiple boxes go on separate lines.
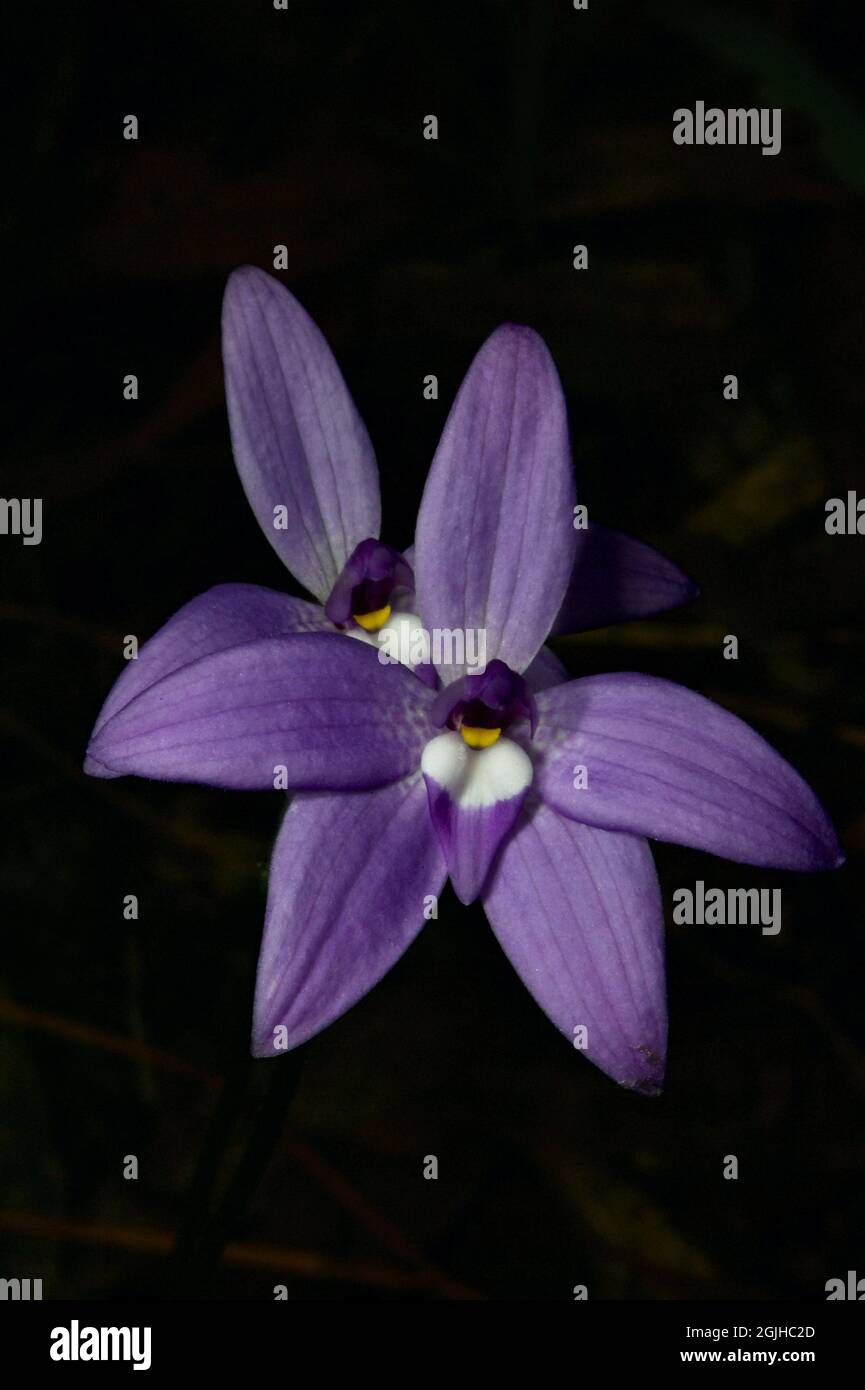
top-left (354, 604), bottom-right (392, 632)
top-left (460, 724), bottom-right (502, 749)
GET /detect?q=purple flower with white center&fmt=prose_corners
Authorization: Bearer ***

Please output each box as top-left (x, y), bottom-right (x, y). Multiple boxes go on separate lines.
top-left (85, 267), bottom-right (434, 765)
top-left (84, 272), bottom-right (841, 1096)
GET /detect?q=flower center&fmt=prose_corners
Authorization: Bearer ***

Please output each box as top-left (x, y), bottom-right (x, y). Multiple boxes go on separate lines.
top-left (324, 539), bottom-right (414, 632)
top-left (430, 658), bottom-right (537, 742)
top-left (421, 659), bottom-right (536, 905)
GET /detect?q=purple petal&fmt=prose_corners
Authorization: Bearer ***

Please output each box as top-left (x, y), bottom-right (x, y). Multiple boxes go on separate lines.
top-left (252, 776), bottom-right (445, 1054)
top-left (523, 645), bottom-right (568, 693)
top-left (533, 673), bottom-right (843, 871)
top-left (89, 584), bottom-right (330, 763)
top-left (421, 732), bottom-right (533, 903)
top-left (483, 801), bottom-right (666, 1093)
top-left (415, 324), bottom-right (576, 683)
top-left (86, 633), bottom-right (433, 791)
top-left (550, 522), bottom-right (699, 635)
top-left (222, 266), bottom-right (380, 602)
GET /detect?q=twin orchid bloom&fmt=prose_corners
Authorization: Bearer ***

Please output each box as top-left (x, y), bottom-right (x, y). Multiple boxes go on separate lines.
top-left (86, 267), bottom-right (842, 1095)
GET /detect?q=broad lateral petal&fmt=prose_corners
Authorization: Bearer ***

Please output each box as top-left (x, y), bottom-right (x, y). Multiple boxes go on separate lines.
top-left (252, 775), bottom-right (446, 1054)
top-left (483, 801), bottom-right (667, 1094)
top-left (88, 584), bottom-right (330, 761)
top-left (415, 324), bottom-right (576, 684)
top-left (421, 732), bottom-right (532, 904)
top-left (86, 633), bottom-right (434, 791)
top-left (533, 673), bottom-right (844, 871)
top-left (550, 522), bottom-right (699, 636)
top-left (222, 266), bottom-right (381, 603)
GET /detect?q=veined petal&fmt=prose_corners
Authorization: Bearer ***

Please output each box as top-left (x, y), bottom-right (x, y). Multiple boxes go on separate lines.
top-left (252, 775), bottom-right (445, 1054)
top-left (222, 266), bottom-right (380, 602)
top-left (86, 633), bottom-right (433, 791)
top-left (415, 324), bottom-right (576, 684)
top-left (421, 731), bottom-right (532, 904)
top-left (533, 673), bottom-right (843, 871)
top-left (550, 522), bottom-right (698, 635)
top-left (483, 801), bottom-right (666, 1094)
top-left (88, 584), bottom-right (330, 760)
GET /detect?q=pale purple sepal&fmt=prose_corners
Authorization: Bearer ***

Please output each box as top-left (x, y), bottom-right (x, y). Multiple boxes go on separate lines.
top-left (222, 266), bottom-right (381, 603)
top-left (86, 632), bottom-right (434, 791)
top-left (414, 324), bottom-right (576, 684)
top-left (252, 775), bottom-right (445, 1054)
top-left (533, 673), bottom-right (844, 870)
top-left (550, 522), bottom-right (699, 635)
top-left (483, 800), bottom-right (667, 1093)
top-left (88, 584), bottom-right (330, 761)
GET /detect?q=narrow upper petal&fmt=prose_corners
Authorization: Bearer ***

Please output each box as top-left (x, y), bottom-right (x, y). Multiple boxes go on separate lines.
top-left (222, 266), bottom-right (380, 602)
top-left (550, 522), bottom-right (699, 635)
top-left (533, 673), bottom-right (843, 871)
top-left (86, 633), bottom-right (434, 791)
top-left (483, 801), bottom-right (666, 1094)
top-left (88, 584), bottom-right (330, 762)
top-left (252, 775), bottom-right (446, 1054)
top-left (415, 324), bottom-right (576, 684)
top-left (421, 731), bottom-right (533, 904)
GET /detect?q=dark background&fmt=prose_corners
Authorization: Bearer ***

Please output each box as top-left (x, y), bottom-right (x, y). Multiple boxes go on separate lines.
top-left (2, 0), bottom-right (863, 1300)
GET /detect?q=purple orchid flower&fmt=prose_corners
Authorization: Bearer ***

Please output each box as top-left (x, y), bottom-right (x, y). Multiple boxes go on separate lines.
top-left (84, 273), bottom-right (840, 1097)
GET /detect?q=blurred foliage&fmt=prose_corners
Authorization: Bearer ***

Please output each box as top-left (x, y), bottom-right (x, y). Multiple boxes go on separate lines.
top-left (1, 0), bottom-right (863, 1298)
top-left (652, 0), bottom-right (865, 190)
